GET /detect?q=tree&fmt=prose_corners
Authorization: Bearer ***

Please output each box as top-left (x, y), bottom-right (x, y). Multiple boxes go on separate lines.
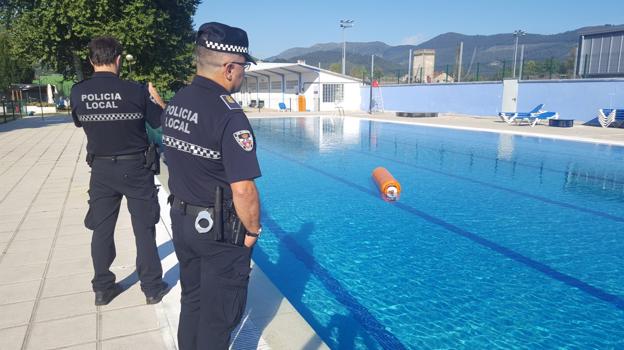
top-left (0, 30), bottom-right (34, 93)
top-left (0, 0), bottom-right (34, 29)
top-left (350, 65), bottom-right (368, 80)
top-left (10, 0), bottom-right (200, 90)
top-left (328, 62), bottom-right (341, 74)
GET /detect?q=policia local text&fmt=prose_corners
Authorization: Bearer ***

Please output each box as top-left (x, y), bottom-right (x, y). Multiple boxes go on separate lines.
top-left (81, 92), bottom-right (122, 109)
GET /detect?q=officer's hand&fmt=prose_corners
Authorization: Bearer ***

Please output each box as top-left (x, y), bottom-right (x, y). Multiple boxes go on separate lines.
top-left (148, 82), bottom-right (166, 109)
top-left (244, 235), bottom-right (257, 248)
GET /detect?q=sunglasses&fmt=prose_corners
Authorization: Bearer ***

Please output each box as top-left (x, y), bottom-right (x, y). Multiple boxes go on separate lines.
top-left (225, 61), bottom-right (251, 71)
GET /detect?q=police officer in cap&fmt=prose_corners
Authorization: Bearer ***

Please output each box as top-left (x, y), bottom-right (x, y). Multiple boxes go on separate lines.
top-left (162, 22), bottom-right (261, 349)
top-left (71, 36), bottom-right (169, 306)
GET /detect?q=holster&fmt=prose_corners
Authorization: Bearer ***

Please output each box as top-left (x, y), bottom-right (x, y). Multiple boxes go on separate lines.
top-left (168, 188), bottom-right (247, 247)
top-left (227, 212), bottom-right (247, 246)
top-left (144, 143), bottom-right (160, 174)
top-left (224, 199), bottom-right (247, 246)
top-left (86, 153), bottom-right (95, 167)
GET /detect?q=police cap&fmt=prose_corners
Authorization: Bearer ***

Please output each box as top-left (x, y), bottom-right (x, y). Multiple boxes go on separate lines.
top-left (196, 22), bottom-right (256, 64)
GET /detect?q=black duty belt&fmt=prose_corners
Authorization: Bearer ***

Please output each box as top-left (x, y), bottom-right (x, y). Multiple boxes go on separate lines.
top-left (93, 152), bottom-right (144, 161)
top-left (171, 197), bottom-right (215, 217)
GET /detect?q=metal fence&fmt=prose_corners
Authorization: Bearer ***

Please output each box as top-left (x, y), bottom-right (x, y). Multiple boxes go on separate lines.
top-left (371, 57), bottom-right (576, 86)
top-left (1, 100), bottom-right (26, 123)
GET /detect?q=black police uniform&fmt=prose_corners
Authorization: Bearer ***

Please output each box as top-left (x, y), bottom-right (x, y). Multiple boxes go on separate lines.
top-left (162, 74), bottom-right (261, 349)
top-left (70, 71), bottom-right (166, 298)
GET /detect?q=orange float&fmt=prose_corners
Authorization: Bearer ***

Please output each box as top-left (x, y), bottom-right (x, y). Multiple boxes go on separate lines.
top-left (372, 167), bottom-right (401, 201)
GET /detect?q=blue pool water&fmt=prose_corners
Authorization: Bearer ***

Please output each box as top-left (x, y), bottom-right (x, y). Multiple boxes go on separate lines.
top-left (250, 117), bottom-right (624, 349)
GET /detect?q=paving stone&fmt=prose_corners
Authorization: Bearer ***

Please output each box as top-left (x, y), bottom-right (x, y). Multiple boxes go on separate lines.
top-left (46, 257), bottom-right (93, 278)
top-left (51, 244), bottom-right (92, 263)
top-left (5, 238), bottom-right (53, 254)
top-left (62, 342), bottom-right (97, 350)
top-left (0, 280), bottom-right (40, 305)
top-left (0, 301), bottom-right (34, 328)
top-left (100, 305), bottom-right (161, 340)
top-left (13, 228), bottom-right (57, 241)
top-left (0, 231), bottom-right (14, 243)
top-left (0, 325), bottom-right (27, 349)
top-left (26, 314), bottom-right (96, 349)
top-left (35, 291), bottom-right (95, 322)
top-left (41, 272), bottom-right (92, 298)
top-left (1, 250), bottom-right (50, 267)
top-left (0, 264), bottom-right (46, 284)
top-left (101, 330), bottom-right (168, 350)
top-left (55, 233), bottom-right (92, 247)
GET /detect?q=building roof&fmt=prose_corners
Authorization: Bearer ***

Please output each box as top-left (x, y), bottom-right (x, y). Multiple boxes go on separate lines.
top-left (579, 25), bottom-right (624, 36)
top-left (246, 62), bottom-right (362, 82)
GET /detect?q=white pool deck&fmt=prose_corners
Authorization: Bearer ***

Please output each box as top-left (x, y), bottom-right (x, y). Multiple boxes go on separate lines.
top-left (0, 112), bottom-right (622, 349)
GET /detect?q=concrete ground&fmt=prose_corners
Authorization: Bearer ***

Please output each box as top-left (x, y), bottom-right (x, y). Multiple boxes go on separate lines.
top-left (0, 111), bottom-right (621, 349)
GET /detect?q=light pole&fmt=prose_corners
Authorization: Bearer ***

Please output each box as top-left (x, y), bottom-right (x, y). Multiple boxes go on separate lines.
top-left (125, 54), bottom-right (134, 78)
top-left (340, 19), bottom-right (354, 75)
top-left (512, 30), bottom-right (526, 78)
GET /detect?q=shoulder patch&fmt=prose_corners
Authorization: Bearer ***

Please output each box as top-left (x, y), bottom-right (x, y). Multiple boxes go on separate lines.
top-left (233, 130), bottom-right (254, 151)
top-left (220, 95), bottom-right (242, 110)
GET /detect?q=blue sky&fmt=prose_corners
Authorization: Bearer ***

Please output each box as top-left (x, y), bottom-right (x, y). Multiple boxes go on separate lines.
top-left (194, 0), bottom-right (624, 59)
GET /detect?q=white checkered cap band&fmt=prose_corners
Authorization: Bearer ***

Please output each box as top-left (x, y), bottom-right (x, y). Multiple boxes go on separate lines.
top-left (163, 135), bottom-right (221, 160)
top-left (204, 40), bottom-right (248, 54)
top-left (78, 113), bottom-right (143, 122)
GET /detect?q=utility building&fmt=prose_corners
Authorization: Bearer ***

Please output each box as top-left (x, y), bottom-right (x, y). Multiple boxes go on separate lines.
top-left (577, 25), bottom-right (624, 78)
top-left (236, 61), bottom-right (362, 112)
top-left (411, 49), bottom-right (436, 83)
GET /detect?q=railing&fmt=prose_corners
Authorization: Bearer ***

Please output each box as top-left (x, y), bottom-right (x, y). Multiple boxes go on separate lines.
top-left (1, 100), bottom-right (25, 123)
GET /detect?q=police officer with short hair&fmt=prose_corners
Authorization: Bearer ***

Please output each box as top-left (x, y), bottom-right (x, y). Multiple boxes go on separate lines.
top-left (71, 36), bottom-right (168, 306)
top-left (162, 22), bottom-right (261, 349)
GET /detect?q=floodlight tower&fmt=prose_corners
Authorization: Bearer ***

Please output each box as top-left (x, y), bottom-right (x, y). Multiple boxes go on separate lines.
top-left (340, 19), bottom-right (354, 75)
top-left (512, 30), bottom-right (526, 78)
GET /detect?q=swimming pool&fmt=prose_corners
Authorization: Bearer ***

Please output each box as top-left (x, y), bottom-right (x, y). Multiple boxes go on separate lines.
top-left (250, 116), bottom-right (624, 349)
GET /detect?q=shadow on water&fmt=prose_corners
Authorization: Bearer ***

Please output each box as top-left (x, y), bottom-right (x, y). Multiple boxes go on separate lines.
top-left (247, 214), bottom-right (381, 349)
top-left (0, 115), bottom-right (72, 132)
top-left (303, 312), bottom-right (378, 350)
top-left (118, 239), bottom-right (179, 290)
top-left (242, 219), bottom-right (316, 348)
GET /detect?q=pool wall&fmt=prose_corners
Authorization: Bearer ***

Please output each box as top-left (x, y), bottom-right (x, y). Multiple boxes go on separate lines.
top-left (360, 78), bottom-right (624, 121)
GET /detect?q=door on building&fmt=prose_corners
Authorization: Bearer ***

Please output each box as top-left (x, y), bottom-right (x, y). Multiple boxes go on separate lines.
top-left (501, 79), bottom-right (519, 112)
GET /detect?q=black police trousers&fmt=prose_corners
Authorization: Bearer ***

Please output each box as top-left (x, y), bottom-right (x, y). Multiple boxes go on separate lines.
top-left (170, 205), bottom-right (252, 350)
top-left (85, 157), bottom-right (164, 296)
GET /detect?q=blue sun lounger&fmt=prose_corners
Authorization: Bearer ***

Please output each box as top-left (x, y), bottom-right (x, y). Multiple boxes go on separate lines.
top-left (526, 111), bottom-right (559, 127)
top-left (498, 104), bottom-right (544, 124)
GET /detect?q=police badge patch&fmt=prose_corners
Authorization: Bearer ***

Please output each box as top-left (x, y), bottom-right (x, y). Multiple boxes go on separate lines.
top-left (233, 130), bottom-right (254, 151)
top-left (220, 95), bottom-right (242, 110)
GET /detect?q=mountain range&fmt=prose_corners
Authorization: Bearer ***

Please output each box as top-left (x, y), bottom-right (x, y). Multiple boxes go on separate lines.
top-left (266, 24), bottom-right (621, 77)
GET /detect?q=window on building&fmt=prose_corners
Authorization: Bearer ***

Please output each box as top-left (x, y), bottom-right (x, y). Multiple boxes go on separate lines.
top-left (271, 81), bottom-right (282, 90)
top-left (286, 80), bottom-right (298, 91)
top-left (322, 84), bottom-right (344, 103)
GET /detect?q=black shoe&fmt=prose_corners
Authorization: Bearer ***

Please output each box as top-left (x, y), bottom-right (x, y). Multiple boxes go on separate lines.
top-left (146, 282), bottom-right (169, 305)
top-left (94, 284), bottom-right (123, 306)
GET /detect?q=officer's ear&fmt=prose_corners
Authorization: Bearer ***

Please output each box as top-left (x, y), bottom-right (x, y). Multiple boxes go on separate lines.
top-left (114, 55), bottom-right (122, 74)
top-left (224, 63), bottom-right (234, 81)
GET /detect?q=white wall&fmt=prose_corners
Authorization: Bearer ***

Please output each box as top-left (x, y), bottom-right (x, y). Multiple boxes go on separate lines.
top-left (25, 106), bottom-right (57, 114)
top-left (238, 66), bottom-right (362, 112)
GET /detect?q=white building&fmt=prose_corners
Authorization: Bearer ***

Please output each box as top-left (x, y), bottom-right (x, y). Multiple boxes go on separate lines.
top-left (234, 61), bottom-right (363, 112)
